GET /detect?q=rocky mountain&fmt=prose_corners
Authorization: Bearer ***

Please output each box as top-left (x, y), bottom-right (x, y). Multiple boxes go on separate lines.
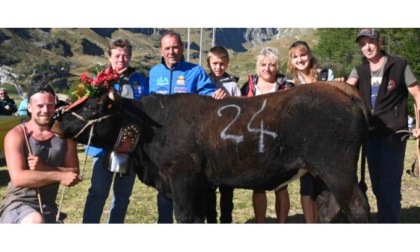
top-left (0, 28), bottom-right (316, 95)
top-left (214, 28), bottom-right (314, 52)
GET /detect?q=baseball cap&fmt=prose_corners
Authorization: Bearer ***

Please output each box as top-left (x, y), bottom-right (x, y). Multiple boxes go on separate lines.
top-left (355, 28), bottom-right (380, 43)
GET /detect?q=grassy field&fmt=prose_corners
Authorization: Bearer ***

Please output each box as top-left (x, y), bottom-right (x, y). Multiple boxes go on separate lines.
top-left (1, 140), bottom-right (420, 224)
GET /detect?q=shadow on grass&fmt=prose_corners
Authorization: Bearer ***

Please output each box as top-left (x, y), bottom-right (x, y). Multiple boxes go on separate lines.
top-left (244, 210), bottom-right (420, 224)
top-left (365, 208), bottom-right (420, 223)
top-left (401, 207), bottom-right (420, 223)
top-left (1, 158), bottom-right (10, 187)
top-left (0, 169), bottom-right (10, 187)
top-left (244, 214), bottom-right (305, 223)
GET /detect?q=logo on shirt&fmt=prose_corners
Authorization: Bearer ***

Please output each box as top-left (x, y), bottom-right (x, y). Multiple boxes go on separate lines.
top-left (156, 87), bottom-right (169, 95)
top-left (132, 81), bottom-right (140, 89)
top-left (176, 75), bottom-right (186, 85)
top-left (174, 87), bottom-right (188, 93)
top-left (157, 77), bottom-right (169, 86)
top-left (371, 77), bottom-right (382, 87)
top-left (387, 80), bottom-right (396, 91)
top-left (131, 81), bottom-right (142, 96)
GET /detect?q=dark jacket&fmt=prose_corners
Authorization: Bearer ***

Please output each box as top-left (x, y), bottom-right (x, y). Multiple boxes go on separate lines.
top-left (355, 51), bottom-right (409, 136)
top-left (240, 74), bottom-right (294, 97)
top-left (0, 96), bottom-right (18, 116)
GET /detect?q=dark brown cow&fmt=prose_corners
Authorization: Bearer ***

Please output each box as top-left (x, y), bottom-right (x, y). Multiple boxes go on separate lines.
top-left (52, 82), bottom-right (370, 223)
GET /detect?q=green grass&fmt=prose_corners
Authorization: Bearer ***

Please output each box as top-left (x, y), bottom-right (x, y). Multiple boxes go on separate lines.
top-left (1, 141), bottom-right (420, 223)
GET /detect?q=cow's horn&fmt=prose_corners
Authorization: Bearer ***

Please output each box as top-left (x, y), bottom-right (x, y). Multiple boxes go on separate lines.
top-left (108, 90), bottom-right (115, 101)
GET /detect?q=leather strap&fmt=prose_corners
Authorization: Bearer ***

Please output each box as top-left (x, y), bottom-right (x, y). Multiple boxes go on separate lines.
top-left (114, 124), bottom-right (140, 154)
top-left (247, 74), bottom-right (255, 97)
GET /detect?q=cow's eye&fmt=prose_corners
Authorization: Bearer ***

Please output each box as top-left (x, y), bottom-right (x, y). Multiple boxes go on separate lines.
top-left (83, 106), bottom-right (95, 113)
top-left (83, 103), bottom-right (96, 110)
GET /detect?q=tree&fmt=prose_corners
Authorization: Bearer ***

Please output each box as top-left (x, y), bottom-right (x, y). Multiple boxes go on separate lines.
top-left (314, 28), bottom-right (420, 80)
top-left (382, 28), bottom-right (420, 77)
top-left (313, 28), bottom-right (360, 77)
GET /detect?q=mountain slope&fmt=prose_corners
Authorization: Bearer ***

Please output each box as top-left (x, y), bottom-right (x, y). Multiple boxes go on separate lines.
top-left (0, 28), bottom-right (316, 94)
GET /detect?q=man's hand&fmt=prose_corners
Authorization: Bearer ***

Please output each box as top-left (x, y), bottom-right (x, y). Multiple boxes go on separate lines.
top-left (212, 88), bottom-right (228, 100)
top-left (334, 77), bottom-right (347, 82)
top-left (412, 128), bottom-right (420, 139)
top-left (60, 172), bottom-right (83, 187)
top-left (27, 154), bottom-right (79, 174)
top-left (27, 154), bottom-right (48, 171)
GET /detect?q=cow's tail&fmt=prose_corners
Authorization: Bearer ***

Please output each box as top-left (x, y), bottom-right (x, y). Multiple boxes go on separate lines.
top-left (359, 141), bottom-right (368, 194)
top-left (350, 95), bottom-right (370, 194)
top-left (350, 95), bottom-right (371, 131)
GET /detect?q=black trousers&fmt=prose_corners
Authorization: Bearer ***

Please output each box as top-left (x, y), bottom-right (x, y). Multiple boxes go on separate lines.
top-left (205, 186), bottom-right (234, 223)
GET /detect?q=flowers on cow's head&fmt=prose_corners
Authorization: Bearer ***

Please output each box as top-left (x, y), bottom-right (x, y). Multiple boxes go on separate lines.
top-left (72, 66), bottom-right (120, 99)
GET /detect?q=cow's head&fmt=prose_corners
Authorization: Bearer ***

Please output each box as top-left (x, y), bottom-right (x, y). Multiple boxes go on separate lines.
top-left (51, 91), bottom-right (123, 149)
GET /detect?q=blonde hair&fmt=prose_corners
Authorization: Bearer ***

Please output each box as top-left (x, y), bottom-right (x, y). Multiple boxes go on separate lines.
top-left (256, 47), bottom-right (279, 74)
top-left (287, 41), bottom-right (319, 84)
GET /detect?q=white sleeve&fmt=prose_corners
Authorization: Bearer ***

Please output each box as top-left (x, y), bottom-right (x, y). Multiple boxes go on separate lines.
top-left (327, 69), bottom-right (335, 81)
top-left (121, 85), bottom-right (134, 99)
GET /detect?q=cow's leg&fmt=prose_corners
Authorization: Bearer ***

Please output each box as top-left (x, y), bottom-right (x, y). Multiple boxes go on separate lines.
top-left (314, 157), bottom-right (370, 223)
top-left (347, 183), bottom-right (370, 223)
top-left (315, 179), bottom-right (349, 223)
top-left (316, 188), bottom-right (341, 223)
top-left (170, 171), bottom-right (207, 223)
top-left (318, 174), bottom-right (370, 223)
top-left (316, 189), bottom-right (350, 223)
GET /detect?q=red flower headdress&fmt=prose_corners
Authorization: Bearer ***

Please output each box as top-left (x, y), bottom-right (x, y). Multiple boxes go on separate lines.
top-left (73, 66), bottom-right (120, 99)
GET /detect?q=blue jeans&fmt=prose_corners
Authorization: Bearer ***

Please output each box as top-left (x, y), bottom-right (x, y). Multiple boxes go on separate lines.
top-left (83, 156), bottom-right (136, 223)
top-left (366, 135), bottom-right (406, 223)
top-left (157, 193), bottom-right (174, 223)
